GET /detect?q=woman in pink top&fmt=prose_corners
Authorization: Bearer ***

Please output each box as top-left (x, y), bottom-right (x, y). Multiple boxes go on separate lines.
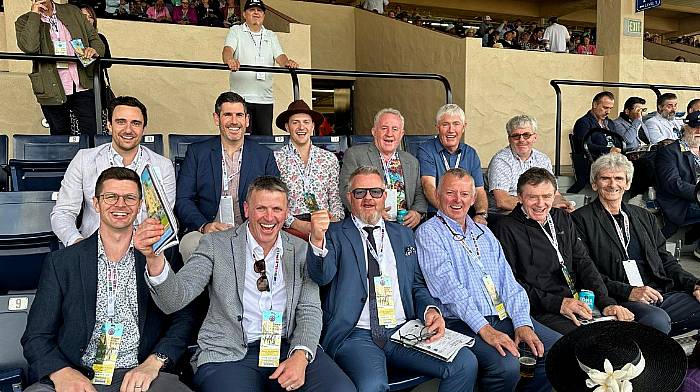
top-left (147, 0), bottom-right (171, 22)
top-left (576, 35), bottom-right (597, 55)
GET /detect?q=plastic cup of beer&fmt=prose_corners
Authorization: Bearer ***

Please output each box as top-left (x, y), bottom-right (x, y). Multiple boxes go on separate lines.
top-left (519, 355), bottom-right (536, 378)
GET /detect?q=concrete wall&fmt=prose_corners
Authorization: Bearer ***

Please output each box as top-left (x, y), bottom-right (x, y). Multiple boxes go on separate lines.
top-left (644, 41), bottom-right (700, 63)
top-left (644, 59), bottom-right (700, 111)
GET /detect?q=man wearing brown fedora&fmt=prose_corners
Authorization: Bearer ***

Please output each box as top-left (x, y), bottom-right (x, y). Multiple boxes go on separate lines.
top-left (274, 100), bottom-right (344, 238)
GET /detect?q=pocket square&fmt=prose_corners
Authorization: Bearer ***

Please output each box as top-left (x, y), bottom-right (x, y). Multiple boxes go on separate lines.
top-left (405, 246), bottom-right (416, 256)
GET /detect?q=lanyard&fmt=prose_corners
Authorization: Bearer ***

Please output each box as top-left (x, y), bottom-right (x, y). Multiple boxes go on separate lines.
top-left (540, 215), bottom-right (577, 298)
top-left (246, 25), bottom-right (264, 58)
top-left (441, 151), bottom-right (462, 172)
top-left (222, 144), bottom-right (243, 193)
top-left (607, 209), bottom-right (630, 259)
top-left (106, 261), bottom-right (118, 319)
top-left (255, 247), bottom-right (281, 311)
top-left (109, 145), bottom-right (143, 173)
top-left (48, 14), bottom-right (60, 36)
top-left (291, 144), bottom-right (314, 193)
top-left (437, 216), bottom-right (485, 274)
top-left (352, 216), bottom-right (387, 275)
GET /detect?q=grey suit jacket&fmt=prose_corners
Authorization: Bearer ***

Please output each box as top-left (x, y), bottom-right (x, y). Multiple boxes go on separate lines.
top-left (339, 143), bottom-right (427, 213)
top-left (147, 223), bottom-right (322, 368)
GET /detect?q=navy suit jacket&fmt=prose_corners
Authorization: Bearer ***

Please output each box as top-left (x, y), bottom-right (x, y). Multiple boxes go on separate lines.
top-left (175, 136), bottom-right (280, 233)
top-left (306, 217), bottom-right (437, 358)
top-left (21, 232), bottom-right (196, 384)
top-left (655, 140), bottom-right (697, 225)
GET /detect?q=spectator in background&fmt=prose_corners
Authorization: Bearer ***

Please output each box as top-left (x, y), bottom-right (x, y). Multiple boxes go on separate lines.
top-left (487, 30), bottom-right (500, 48)
top-left (222, 0), bottom-right (298, 135)
top-left (543, 16), bottom-right (570, 53)
top-left (221, 0), bottom-right (240, 27)
top-left (612, 96), bottom-right (648, 150)
top-left (645, 93), bottom-right (683, 144)
top-left (689, 98), bottom-right (700, 114)
top-left (16, 0), bottom-right (105, 136)
top-left (518, 31), bottom-right (532, 49)
top-left (197, 0), bottom-right (223, 27)
top-left (104, 0), bottom-right (119, 15)
top-left (498, 30), bottom-right (517, 49)
top-left (362, 0), bottom-right (388, 14)
top-left (131, 0), bottom-right (148, 18)
top-left (576, 35), bottom-right (597, 55)
top-left (147, 0), bottom-right (171, 22)
top-left (172, 0), bottom-right (197, 24)
top-left (530, 27), bottom-right (545, 50)
top-left (676, 56), bottom-right (687, 62)
top-left (478, 15), bottom-right (492, 37)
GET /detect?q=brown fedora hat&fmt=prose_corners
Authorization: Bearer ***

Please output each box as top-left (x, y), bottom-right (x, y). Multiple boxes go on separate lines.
top-left (275, 100), bottom-right (325, 131)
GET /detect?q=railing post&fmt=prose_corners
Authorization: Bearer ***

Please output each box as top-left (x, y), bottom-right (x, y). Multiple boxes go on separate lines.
top-left (552, 81), bottom-right (562, 176)
top-left (93, 60), bottom-right (102, 140)
top-left (290, 69), bottom-right (300, 101)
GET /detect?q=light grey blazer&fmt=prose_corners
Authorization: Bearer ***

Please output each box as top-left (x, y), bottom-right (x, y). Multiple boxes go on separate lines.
top-left (339, 143), bottom-right (427, 213)
top-left (147, 223), bottom-right (322, 368)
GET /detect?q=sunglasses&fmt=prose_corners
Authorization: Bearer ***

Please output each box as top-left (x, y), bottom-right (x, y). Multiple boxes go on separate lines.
top-left (508, 132), bottom-right (535, 140)
top-left (350, 187), bottom-right (385, 199)
top-left (254, 259), bottom-right (269, 292)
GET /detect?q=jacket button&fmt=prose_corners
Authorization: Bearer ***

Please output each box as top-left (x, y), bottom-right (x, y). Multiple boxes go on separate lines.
top-left (237, 315), bottom-right (242, 321)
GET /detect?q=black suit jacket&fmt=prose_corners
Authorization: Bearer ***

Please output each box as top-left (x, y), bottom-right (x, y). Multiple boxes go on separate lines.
top-left (175, 136), bottom-right (280, 233)
top-left (21, 232), bottom-right (196, 384)
top-left (654, 140), bottom-right (697, 226)
top-left (572, 199), bottom-right (698, 301)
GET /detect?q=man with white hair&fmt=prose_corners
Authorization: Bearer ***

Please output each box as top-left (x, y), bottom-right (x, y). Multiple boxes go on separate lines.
top-left (417, 104), bottom-right (488, 224)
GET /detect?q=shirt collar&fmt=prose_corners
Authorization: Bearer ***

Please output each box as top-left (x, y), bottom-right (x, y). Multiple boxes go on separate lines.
top-left (109, 144), bottom-right (142, 168)
top-left (436, 210), bottom-right (475, 236)
top-left (508, 145), bottom-right (533, 162)
top-left (242, 22), bottom-right (266, 34)
top-left (437, 139), bottom-right (464, 156)
top-left (97, 229), bottom-right (135, 263)
top-left (351, 214), bottom-right (385, 232)
top-left (245, 222), bottom-right (283, 261)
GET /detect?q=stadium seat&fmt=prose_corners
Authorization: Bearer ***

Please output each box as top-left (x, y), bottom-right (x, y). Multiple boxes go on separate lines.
top-left (8, 159), bottom-right (71, 192)
top-left (0, 292), bottom-right (35, 389)
top-left (0, 135), bottom-right (8, 192)
top-left (0, 191), bottom-right (59, 294)
top-left (13, 134), bottom-right (89, 161)
top-left (403, 135), bottom-right (437, 158)
top-left (246, 135), bottom-right (289, 151)
top-left (168, 134), bottom-right (218, 178)
top-left (0, 135), bottom-right (7, 165)
top-left (311, 135), bottom-right (349, 163)
top-left (349, 135), bottom-right (374, 146)
top-left (95, 134), bottom-right (164, 155)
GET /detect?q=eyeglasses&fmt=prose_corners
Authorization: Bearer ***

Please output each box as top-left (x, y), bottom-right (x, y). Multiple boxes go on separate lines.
top-left (399, 326), bottom-right (436, 343)
top-left (99, 193), bottom-right (140, 206)
top-left (254, 259), bottom-right (269, 292)
top-left (508, 132), bottom-right (535, 140)
top-left (350, 187), bottom-right (385, 199)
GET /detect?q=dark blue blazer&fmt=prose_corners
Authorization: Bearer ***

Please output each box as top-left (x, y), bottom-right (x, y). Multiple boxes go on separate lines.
top-left (175, 136), bottom-right (280, 233)
top-left (306, 217), bottom-right (437, 358)
top-left (21, 232), bottom-right (196, 384)
top-left (573, 111), bottom-right (615, 158)
top-left (655, 140), bottom-right (697, 225)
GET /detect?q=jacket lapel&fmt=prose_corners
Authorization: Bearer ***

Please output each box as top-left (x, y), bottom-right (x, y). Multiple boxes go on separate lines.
top-left (385, 223), bottom-right (410, 312)
top-left (211, 138), bottom-right (223, 202)
top-left (231, 224), bottom-right (249, 305)
top-left (342, 218), bottom-right (368, 293)
top-left (592, 199), bottom-right (627, 256)
top-left (80, 234), bottom-right (99, 347)
top-left (683, 150), bottom-right (696, 175)
top-left (95, 146), bottom-right (111, 179)
top-left (134, 252), bottom-right (149, 334)
top-left (397, 150), bottom-right (415, 204)
top-left (238, 139), bottom-right (252, 203)
top-left (281, 234), bottom-right (296, 321)
top-left (367, 143), bottom-right (383, 172)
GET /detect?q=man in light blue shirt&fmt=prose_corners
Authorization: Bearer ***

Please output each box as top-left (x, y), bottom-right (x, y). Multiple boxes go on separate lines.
top-left (416, 168), bottom-right (561, 392)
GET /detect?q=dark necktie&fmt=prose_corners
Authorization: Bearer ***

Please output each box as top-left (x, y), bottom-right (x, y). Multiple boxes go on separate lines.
top-left (363, 226), bottom-right (387, 348)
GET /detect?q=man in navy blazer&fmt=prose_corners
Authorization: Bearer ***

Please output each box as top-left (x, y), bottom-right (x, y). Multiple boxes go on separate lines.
top-left (21, 167), bottom-right (195, 392)
top-left (175, 92), bottom-right (280, 261)
top-left (655, 111), bottom-right (700, 249)
top-left (307, 166), bottom-right (477, 392)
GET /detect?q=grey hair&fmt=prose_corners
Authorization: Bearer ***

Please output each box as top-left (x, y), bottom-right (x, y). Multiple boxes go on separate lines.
top-left (505, 115), bottom-right (538, 135)
top-left (347, 166), bottom-right (385, 193)
top-left (437, 168), bottom-right (475, 192)
top-left (435, 104), bottom-right (466, 124)
top-left (373, 108), bottom-right (405, 129)
top-left (590, 153), bottom-right (634, 185)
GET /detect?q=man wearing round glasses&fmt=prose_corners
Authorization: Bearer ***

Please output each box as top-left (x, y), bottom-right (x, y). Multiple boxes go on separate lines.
top-left (487, 115), bottom-right (573, 216)
top-left (137, 176), bottom-right (354, 392)
top-left (308, 166), bottom-right (478, 391)
top-left (23, 167), bottom-right (195, 392)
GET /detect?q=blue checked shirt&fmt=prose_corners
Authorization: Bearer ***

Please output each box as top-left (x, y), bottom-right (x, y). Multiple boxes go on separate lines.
top-left (416, 211), bottom-right (532, 333)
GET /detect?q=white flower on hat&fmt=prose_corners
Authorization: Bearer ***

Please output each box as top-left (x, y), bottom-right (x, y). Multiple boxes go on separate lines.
top-left (581, 353), bottom-right (645, 392)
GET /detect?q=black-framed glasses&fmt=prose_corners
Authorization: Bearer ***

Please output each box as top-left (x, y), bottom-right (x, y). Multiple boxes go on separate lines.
top-left (99, 193), bottom-right (140, 206)
top-left (350, 187), bottom-right (385, 199)
top-left (254, 259), bottom-right (269, 292)
top-left (399, 326), bottom-right (436, 343)
top-left (508, 132), bottom-right (535, 140)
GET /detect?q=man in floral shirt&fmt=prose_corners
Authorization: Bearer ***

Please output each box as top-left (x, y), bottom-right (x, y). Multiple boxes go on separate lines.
top-left (274, 100), bottom-right (344, 237)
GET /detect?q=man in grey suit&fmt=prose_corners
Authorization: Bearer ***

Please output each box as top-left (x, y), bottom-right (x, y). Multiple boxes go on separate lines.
top-left (339, 108), bottom-right (427, 228)
top-left (134, 176), bottom-right (355, 392)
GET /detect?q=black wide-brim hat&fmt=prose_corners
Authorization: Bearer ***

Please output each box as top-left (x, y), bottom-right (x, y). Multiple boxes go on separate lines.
top-left (546, 321), bottom-right (687, 392)
top-left (275, 100), bottom-right (324, 131)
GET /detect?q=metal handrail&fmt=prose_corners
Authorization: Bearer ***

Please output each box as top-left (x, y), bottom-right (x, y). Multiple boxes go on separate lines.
top-left (550, 79), bottom-right (700, 175)
top-left (0, 52), bottom-right (453, 133)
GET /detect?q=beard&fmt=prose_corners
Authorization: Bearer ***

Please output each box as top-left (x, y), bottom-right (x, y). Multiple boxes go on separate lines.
top-left (683, 130), bottom-right (700, 148)
top-left (355, 209), bottom-right (381, 225)
top-left (661, 110), bottom-right (676, 120)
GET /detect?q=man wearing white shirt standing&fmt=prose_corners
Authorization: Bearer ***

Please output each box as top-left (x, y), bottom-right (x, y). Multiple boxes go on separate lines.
top-left (362, 0), bottom-right (388, 14)
top-left (542, 16), bottom-right (569, 53)
top-left (50, 96), bottom-right (176, 246)
top-left (221, 0), bottom-right (298, 135)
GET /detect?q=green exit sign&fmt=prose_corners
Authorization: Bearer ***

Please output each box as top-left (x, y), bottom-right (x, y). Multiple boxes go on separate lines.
top-left (624, 18), bottom-right (643, 36)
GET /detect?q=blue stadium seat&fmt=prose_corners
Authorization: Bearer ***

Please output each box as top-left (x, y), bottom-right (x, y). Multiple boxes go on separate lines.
top-left (0, 191), bottom-right (59, 293)
top-left (349, 135), bottom-right (374, 146)
top-left (0, 292), bottom-right (35, 389)
top-left (168, 134), bottom-right (218, 179)
top-left (311, 135), bottom-right (349, 163)
top-left (8, 160), bottom-right (71, 192)
top-left (402, 135), bottom-right (437, 158)
top-left (246, 135), bottom-right (289, 151)
top-left (95, 134), bottom-right (164, 155)
top-left (13, 134), bottom-right (89, 161)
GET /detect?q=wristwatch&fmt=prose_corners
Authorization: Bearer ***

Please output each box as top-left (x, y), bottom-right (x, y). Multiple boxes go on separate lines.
top-left (153, 352), bottom-right (169, 369)
top-left (293, 349), bottom-right (312, 363)
top-left (475, 211), bottom-right (488, 219)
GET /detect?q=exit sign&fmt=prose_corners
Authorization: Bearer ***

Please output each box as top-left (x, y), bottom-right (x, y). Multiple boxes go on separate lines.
top-left (624, 18), bottom-right (643, 37)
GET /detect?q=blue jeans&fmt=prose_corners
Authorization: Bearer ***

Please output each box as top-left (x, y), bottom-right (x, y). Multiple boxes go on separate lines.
top-left (333, 328), bottom-right (478, 392)
top-left (446, 317), bottom-right (561, 392)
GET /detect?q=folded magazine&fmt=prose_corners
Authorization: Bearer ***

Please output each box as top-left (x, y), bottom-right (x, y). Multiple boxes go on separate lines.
top-left (140, 164), bottom-right (178, 255)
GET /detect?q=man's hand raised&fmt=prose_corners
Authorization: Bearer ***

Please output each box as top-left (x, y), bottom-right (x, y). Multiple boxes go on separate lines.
top-left (134, 218), bottom-right (166, 276)
top-left (309, 210), bottom-right (330, 249)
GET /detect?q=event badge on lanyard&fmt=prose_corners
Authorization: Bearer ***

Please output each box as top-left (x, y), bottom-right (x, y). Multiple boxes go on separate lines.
top-left (258, 249), bottom-right (283, 367)
top-left (219, 146), bottom-right (241, 225)
top-left (92, 264), bottom-right (123, 385)
top-left (541, 215), bottom-right (579, 300)
top-left (357, 218), bottom-right (397, 326)
top-left (49, 15), bottom-right (69, 69)
top-left (610, 210), bottom-right (644, 287)
top-left (249, 29), bottom-right (266, 80)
